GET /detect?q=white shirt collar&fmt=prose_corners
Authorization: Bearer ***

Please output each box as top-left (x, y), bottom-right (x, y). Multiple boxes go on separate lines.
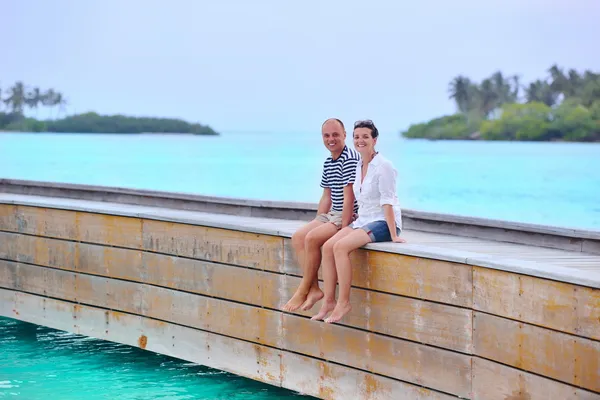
top-left (364, 152), bottom-right (382, 167)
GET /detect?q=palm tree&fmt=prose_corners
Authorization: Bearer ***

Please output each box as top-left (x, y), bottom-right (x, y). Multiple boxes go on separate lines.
top-left (490, 71), bottom-right (513, 106)
top-left (510, 75), bottom-right (521, 103)
top-left (579, 75), bottom-right (600, 107)
top-left (54, 92), bottom-right (67, 117)
top-left (4, 81), bottom-right (26, 114)
top-left (477, 79), bottom-right (499, 118)
top-left (548, 64), bottom-right (568, 99)
top-left (448, 75), bottom-right (474, 113)
top-left (525, 80), bottom-right (558, 107)
top-left (42, 89), bottom-right (58, 118)
top-left (566, 69), bottom-right (581, 97)
top-left (25, 87), bottom-right (43, 115)
top-left (583, 70), bottom-right (599, 82)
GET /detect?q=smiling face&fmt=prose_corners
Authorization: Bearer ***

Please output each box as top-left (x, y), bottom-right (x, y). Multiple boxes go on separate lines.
top-left (321, 119), bottom-right (346, 155)
top-left (353, 127), bottom-right (377, 156)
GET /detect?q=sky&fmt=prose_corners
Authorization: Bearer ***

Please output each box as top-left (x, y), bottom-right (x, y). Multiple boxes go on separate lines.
top-left (1, 0), bottom-right (599, 134)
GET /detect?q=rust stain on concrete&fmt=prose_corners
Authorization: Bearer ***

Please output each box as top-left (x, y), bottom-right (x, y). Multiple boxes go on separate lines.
top-left (505, 389), bottom-right (532, 400)
top-left (110, 311), bottom-right (123, 321)
top-left (318, 385), bottom-right (334, 400)
top-left (264, 372), bottom-right (277, 382)
top-left (363, 374), bottom-right (380, 397)
top-left (138, 335), bottom-right (148, 349)
top-left (505, 374), bottom-right (531, 400)
top-left (72, 304), bottom-right (81, 319)
top-left (279, 354), bottom-right (285, 382)
top-left (318, 361), bottom-right (335, 400)
top-left (254, 344), bottom-right (269, 367)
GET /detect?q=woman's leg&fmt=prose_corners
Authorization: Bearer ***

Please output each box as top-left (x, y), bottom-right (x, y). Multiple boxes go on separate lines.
top-left (311, 227), bottom-right (354, 319)
top-left (325, 229), bottom-right (372, 324)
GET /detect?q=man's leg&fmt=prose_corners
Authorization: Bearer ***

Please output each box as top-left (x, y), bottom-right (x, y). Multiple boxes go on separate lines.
top-left (282, 222), bottom-right (339, 312)
top-left (282, 219), bottom-right (324, 311)
top-left (291, 219), bottom-right (325, 274)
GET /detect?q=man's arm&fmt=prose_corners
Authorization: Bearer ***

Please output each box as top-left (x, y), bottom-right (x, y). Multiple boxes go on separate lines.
top-left (341, 184), bottom-right (355, 228)
top-left (317, 188), bottom-right (332, 216)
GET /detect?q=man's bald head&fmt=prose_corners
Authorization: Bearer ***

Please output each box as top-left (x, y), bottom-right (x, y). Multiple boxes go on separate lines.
top-left (321, 117), bottom-right (346, 155)
top-left (322, 118), bottom-right (345, 131)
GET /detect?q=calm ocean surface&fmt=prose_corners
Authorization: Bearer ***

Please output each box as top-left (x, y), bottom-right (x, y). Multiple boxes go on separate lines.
top-left (1, 131), bottom-right (599, 399)
top-left (1, 131), bottom-right (599, 230)
top-left (0, 317), bottom-right (307, 399)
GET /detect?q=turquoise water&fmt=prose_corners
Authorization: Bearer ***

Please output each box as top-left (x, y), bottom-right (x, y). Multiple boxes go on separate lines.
top-left (1, 132), bottom-right (599, 230)
top-left (0, 317), bottom-right (309, 399)
top-left (1, 132), bottom-right (599, 397)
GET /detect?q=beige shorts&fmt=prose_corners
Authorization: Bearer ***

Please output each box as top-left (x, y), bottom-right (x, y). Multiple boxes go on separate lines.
top-left (316, 210), bottom-right (343, 229)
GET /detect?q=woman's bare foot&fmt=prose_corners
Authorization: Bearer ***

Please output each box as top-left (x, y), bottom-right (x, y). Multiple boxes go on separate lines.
top-left (300, 287), bottom-right (324, 311)
top-left (325, 301), bottom-right (352, 324)
top-left (311, 299), bottom-right (336, 320)
top-left (282, 290), bottom-right (308, 312)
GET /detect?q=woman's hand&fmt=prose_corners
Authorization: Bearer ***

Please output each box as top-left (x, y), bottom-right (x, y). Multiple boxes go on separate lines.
top-left (392, 236), bottom-right (406, 243)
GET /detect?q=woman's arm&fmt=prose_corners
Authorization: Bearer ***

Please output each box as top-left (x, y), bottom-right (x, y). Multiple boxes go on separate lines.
top-left (383, 204), bottom-right (405, 242)
top-left (379, 162), bottom-right (405, 243)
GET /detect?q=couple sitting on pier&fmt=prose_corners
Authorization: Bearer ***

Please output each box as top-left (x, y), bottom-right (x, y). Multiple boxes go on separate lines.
top-left (282, 118), bottom-right (404, 323)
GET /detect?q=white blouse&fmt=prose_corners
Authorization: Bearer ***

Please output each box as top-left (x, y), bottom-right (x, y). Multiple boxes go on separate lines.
top-left (351, 153), bottom-right (403, 231)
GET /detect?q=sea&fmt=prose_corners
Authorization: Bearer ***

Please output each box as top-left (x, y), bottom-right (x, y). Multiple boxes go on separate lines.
top-left (0, 131), bottom-right (599, 399)
top-left (1, 132), bottom-right (599, 231)
top-left (0, 317), bottom-right (307, 399)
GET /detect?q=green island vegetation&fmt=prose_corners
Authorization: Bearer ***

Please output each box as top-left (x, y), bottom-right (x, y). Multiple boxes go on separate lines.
top-left (0, 81), bottom-right (218, 135)
top-left (402, 65), bottom-right (600, 141)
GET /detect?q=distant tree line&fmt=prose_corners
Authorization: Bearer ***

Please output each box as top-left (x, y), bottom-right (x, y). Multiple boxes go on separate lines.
top-left (0, 81), bottom-right (218, 135)
top-left (1, 81), bottom-right (66, 116)
top-left (402, 65), bottom-right (600, 141)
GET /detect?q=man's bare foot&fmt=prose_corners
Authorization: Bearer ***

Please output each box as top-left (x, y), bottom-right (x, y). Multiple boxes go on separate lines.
top-left (325, 301), bottom-right (352, 324)
top-left (300, 287), bottom-right (324, 311)
top-left (282, 290), bottom-right (308, 312)
top-left (311, 299), bottom-right (336, 320)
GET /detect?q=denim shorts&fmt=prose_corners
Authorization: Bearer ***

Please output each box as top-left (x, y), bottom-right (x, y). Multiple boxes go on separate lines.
top-left (358, 220), bottom-right (401, 242)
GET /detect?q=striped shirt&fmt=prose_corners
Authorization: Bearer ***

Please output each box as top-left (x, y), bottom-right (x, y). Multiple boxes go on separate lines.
top-left (320, 145), bottom-right (361, 213)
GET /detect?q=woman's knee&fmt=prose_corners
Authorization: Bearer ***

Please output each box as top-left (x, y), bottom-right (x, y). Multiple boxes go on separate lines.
top-left (332, 240), bottom-right (350, 257)
top-left (322, 237), bottom-right (337, 255)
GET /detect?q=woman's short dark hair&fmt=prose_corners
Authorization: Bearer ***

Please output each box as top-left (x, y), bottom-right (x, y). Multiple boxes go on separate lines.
top-left (354, 119), bottom-right (379, 139)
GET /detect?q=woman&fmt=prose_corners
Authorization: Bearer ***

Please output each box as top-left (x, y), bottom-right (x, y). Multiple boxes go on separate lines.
top-left (311, 119), bottom-right (405, 324)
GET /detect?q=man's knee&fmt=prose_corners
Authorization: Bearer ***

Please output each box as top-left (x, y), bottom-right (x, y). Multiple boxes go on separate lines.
top-left (305, 230), bottom-right (318, 248)
top-left (291, 229), bottom-right (306, 250)
top-left (306, 227), bottom-right (335, 249)
top-left (305, 230), bottom-right (325, 249)
top-left (293, 220), bottom-right (322, 248)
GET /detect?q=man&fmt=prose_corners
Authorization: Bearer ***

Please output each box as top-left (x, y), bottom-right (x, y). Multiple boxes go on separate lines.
top-left (282, 118), bottom-right (360, 312)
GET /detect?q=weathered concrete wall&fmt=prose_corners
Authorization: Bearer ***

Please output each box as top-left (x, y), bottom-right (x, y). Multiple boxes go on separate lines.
top-left (0, 204), bottom-right (599, 399)
top-left (2, 178), bottom-right (599, 254)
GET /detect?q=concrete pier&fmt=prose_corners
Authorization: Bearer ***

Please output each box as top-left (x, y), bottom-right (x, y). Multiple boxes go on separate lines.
top-left (0, 179), bottom-right (599, 399)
